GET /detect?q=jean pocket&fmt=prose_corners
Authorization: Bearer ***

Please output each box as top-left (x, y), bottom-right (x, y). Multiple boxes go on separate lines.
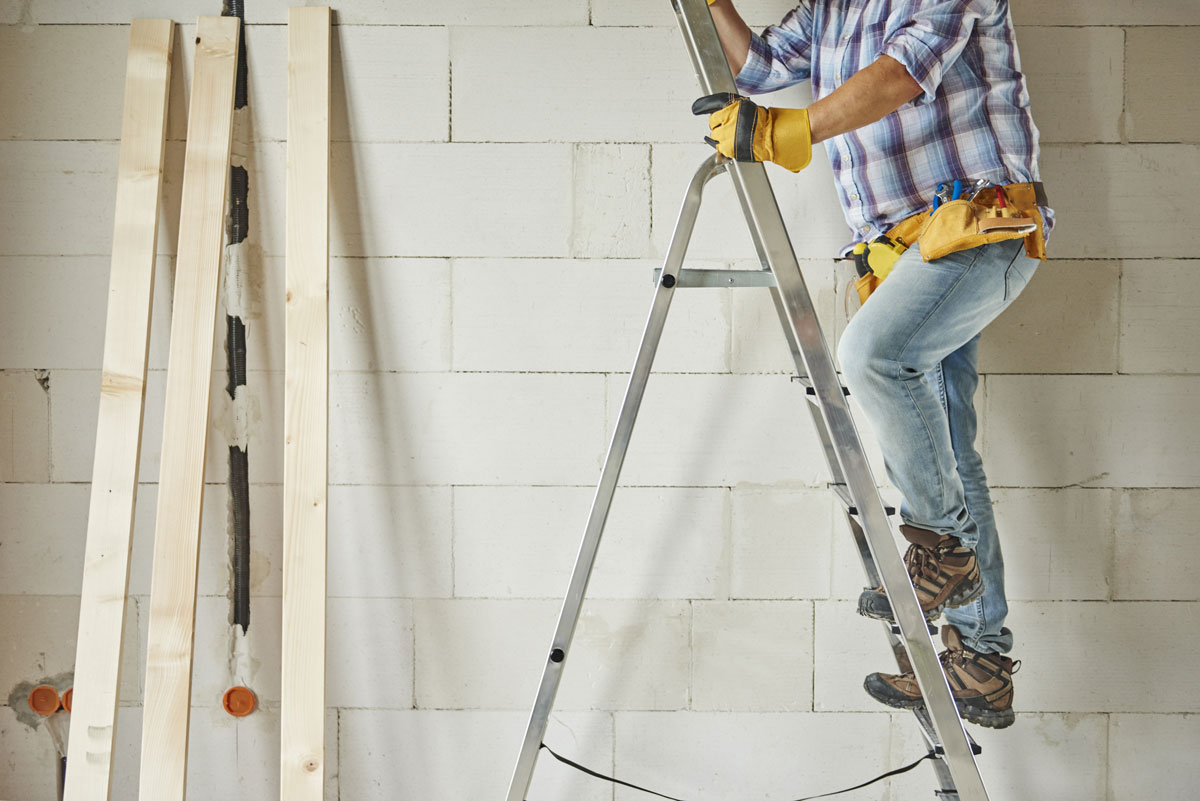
top-left (1003, 251), bottom-right (1039, 302)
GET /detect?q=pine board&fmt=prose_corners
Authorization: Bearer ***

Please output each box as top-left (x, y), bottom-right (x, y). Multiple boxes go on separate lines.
top-left (136, 16), bottom-right (239, 801)
top-left (63, 19), bottom-right (174, 801)
top-left (280, 7), bottom-right (331, 801)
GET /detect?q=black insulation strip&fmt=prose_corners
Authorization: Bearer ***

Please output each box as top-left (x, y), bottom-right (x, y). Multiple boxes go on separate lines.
top-left (539, 743), bottom-right (937, 801)
top-left (229, 446), bottom-right (251, 631)
top-left (224, 0), bottom-right (252, 634)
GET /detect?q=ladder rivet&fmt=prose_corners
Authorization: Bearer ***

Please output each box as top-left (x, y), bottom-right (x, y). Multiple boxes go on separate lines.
top-left (661, 274), bottom-right (676, 288)
top-left (550, 649), bottom-right (565, 663)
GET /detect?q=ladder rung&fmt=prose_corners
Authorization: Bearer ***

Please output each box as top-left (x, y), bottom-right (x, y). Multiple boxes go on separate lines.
top-left (652, 267), bottom-right (777, 288)
top-left (935, 741), bottom-right (983, 757)
top-left (829, 483), bottom-right (896, 517)
top-left (791, 374), bottom-right (850, 396)
top-left (892, 621), bottom-right (939, 637)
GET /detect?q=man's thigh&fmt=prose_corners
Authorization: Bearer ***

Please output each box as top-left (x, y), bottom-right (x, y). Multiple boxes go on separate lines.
top-left (847, 239), bottom-right (1033, 371)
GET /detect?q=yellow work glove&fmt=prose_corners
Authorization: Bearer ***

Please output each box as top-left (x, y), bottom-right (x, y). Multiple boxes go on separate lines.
top-left (691, 92), bottom-right (812, 173)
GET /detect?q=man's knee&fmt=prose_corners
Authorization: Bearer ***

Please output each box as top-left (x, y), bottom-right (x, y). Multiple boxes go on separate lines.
top-left (838, 317), bottom-right (887, 388)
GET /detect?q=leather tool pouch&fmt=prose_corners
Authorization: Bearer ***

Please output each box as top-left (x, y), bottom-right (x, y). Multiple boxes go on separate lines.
top-left (853, 182), bottom-right (1047, 306)
top-left (919, 183), bottom-right (1046, 262)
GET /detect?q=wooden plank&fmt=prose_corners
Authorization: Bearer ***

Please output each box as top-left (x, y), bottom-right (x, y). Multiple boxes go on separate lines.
top-left (136, 16), bottom-right (239, 801)
top-left (63, 19), bottom-right (174, 801)
top-left (281, 8), bottom-right (331, 801)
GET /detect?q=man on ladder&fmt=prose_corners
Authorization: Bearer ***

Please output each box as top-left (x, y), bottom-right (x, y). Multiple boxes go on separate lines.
top-left (701, 0), bottom-right (1052, 729)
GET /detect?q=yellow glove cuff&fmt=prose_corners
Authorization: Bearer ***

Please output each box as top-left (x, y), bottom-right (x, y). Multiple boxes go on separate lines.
top-left (760, 107), bottom-right (812, 173)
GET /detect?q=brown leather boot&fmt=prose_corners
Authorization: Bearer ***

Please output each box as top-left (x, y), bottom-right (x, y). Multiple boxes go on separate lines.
top-left (863, 625), bottom-right (1020, 729)
top-left (857, 524), bottom-right (983, 622)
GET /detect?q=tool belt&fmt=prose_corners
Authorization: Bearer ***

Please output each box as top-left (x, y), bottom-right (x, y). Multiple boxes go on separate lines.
top-left (853, 181), bottom-right (1048, 305)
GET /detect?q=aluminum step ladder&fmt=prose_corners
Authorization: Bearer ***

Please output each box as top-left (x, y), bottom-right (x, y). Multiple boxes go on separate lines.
top-left (504, 2), bottom-right (991, 799)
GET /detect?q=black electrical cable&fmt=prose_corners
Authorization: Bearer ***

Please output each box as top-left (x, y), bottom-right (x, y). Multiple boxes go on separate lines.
top-left (538, 743), bottom-right (937, 801)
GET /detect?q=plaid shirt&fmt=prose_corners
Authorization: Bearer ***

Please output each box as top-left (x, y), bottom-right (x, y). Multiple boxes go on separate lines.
top-left (735, 0), bottom-right (1053, 251)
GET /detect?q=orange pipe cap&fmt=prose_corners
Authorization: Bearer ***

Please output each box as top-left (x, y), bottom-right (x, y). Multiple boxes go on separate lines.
top-left (222, 686), bottom-right (256, 717)
top-left (28, 685), bottom-right (61, 716)
top-left (61, 688), bottom-right (73, 713)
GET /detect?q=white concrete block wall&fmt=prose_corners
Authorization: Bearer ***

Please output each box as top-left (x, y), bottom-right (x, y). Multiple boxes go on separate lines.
top-left (1, 3), bottom-right (1198, 801)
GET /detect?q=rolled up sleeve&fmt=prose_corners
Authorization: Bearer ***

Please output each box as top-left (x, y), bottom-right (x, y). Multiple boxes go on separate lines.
top-left (734, 3), bottom-right (814, 95)
top-left (882, 0), bottom-right (994, 102)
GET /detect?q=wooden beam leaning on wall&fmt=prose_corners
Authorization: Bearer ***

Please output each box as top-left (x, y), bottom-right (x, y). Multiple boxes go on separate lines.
top-left (281, 8), bottom-right (332, 800)
top-left (137, 16), bottom-right (240, 801)
top-left (63, 19), bottom-right (174, 801)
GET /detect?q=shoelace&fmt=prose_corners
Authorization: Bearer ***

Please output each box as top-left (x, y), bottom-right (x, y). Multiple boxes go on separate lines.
top-left (903, 543), bottom-right (940, 581)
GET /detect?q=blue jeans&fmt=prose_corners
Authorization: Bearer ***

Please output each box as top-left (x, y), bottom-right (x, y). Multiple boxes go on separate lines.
top-left (836, 238), bottom-right (1039, 655)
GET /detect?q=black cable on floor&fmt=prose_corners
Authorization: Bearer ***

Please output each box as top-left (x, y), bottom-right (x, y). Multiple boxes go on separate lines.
top-left (539, 742), bottom-right (936, 801)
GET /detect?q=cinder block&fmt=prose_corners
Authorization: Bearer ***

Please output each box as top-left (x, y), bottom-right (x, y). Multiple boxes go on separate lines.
top-left (1007, 600), bottom-right (1200, 713)
top-left (0, 594), bottom-right (136, 701)
top-left (452, 28), bottom-right (694, 143)
top-left (607, 373), bottom-right (826, 486)
top-left (1115, 489), bottom-right (1200, 601)
top-left (332, 258), bottom-right (452, 372)
top-left (413, 599), bottom-right (690, 710)
top-left (328, 485), bottom-right (453, 599)
top-left (452, 486), bottom-right (728, 599)
top-left (571, 144), bottom-right (652, 258)
top-left (730, 259), bottom-right (839, 374)
top-left (328, 142), bottom-right (575, 258)
top-left (0, 257), bottom-right (111, 370)
top-left (1011, 0), bottom-right (1200, 26)
top-left (412, 599), bottom-right (556, 710)
top-left (0, 705), bottom-right (60, 801)
top-left (613, 711), bottom-right (892, 799)
top-left (328, 598), bottom-right (414, 709)
top-left (1126, 28), bottom-right (1200, 143)
top-left (0, 0), bottom-right (21, 22)
top-left (983, 375), bottom-right (1200, 488)
top-left (0, 26), bottom-right (127, 141)
top-left (332, 26), bottom-right (449, 142)
top-left (191, 596), bottom-right (281, 708)
top-left (651, 143), bottom-right (848, 263)
top-left (1110, 714), bottom-right (1200, 801)
top-left (691, 601), bottom-right (813, 711)
top-left (247, 0), bottom-right (589, 25)
top-left (451, 258), bottom-right (729, 373)
top-left (0, 484), bottom-right (89, 595)
top-left (1120, 260), bottom-right (1200, 374)
top-left (0, 371), bottom-right (51, 483)
top-left (31, 1), bottom-right (214, 24)
top-left (593, 0), bottom-right (803, 28)
top-left (0, 141), bottom-right (119, 256)
top-left (994, 487), bottom-right (1114, 601)
top-left (730, 486), bottom-right (834, 599)
top-left (887, 712), bottom-right (1109, 801)
top-left (1016, 27), bottom-right (1123, 143)
top-left (1039, 145), bottom-right (1199, 259)
top-left (979, 260), bottom-right (1119, 374)
top-left (329, 372), bottom-right (606, 486)
top-left (339, 710), bottom-right (611, 801)
top-left (52, 369), bottom-right (283, 485)
top-left (813, 600), bottom-right (893, 712)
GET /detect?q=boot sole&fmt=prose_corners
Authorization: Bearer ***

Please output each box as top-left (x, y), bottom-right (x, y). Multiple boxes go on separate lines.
top-left (857, 574), bottom-right (986, 623)
top-left (863, 676), bottom-right (1016, 729)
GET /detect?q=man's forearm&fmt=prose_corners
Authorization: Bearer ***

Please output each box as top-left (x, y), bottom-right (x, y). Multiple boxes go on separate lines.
top-left (807, 55), bottom-right (923, 143)
top-left (709, 0), bottom-right (752, 77)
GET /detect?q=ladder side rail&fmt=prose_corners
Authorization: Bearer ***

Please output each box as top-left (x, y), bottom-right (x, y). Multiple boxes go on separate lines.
top-left (671, 2), bottom-right (990, 799)
top-left (504, 155), bottom-right (727, 801)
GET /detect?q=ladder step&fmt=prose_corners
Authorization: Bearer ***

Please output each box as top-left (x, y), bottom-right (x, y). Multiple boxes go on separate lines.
top-left (829, 483), bottom-right (896, 517)
top-left (892, 621), bottom-right (939, 637)
top-left (792, 374), bottom-right (850, 396)
top-left (652, 267), bottom-right (777, 288)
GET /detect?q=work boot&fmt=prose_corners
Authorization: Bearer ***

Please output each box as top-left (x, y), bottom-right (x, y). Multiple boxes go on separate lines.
top-left (857, 525), bottom-right (983, 622)
top-left (863, 625), bottom-right (1020, 729)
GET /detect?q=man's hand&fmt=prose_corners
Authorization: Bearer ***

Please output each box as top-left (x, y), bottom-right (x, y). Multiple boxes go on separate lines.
top-left (692, 93), bottom-right (812, 173)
